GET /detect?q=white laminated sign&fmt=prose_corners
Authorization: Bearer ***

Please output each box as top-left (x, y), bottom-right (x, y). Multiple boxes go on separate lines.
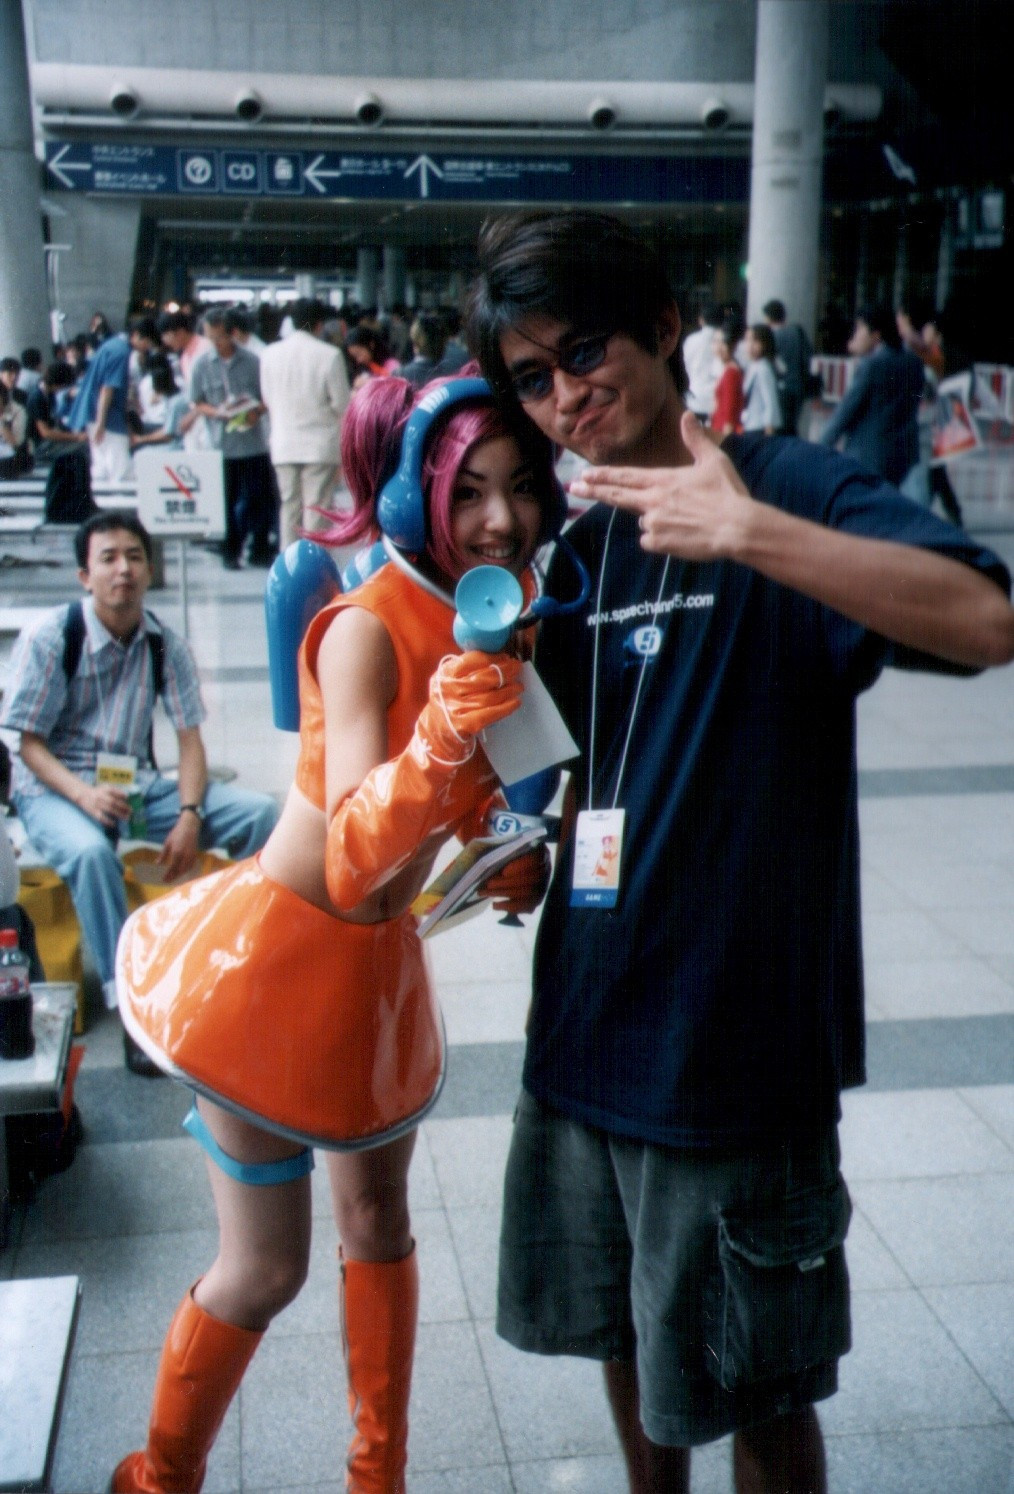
top-left (133, 450), bottom-right (226, 539)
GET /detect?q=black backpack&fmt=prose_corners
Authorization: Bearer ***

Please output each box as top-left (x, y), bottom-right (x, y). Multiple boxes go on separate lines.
top-left (62, 599), bottom-right (166, 766)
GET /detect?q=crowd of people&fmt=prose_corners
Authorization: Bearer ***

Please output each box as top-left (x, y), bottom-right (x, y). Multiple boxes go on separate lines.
top-left (0, 303), bottom-right (479, 563)
top-left (2, 282), bottom-right (982, 548)
top-left (1, 213), bottom-right (1012, 1494)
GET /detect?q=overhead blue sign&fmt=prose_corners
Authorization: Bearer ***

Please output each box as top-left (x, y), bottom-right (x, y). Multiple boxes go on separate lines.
top-left (44, 140), bottom-right (749, 205)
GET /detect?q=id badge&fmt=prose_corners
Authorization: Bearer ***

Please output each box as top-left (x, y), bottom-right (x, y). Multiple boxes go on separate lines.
top-left (95, 751), bottom-right (137, 789)
top-left (570, 808), bottom-right (625, 909)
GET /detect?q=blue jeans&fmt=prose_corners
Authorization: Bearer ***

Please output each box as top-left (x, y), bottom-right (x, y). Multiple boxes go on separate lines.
top-left (15, 776), bottom-right (278, 983)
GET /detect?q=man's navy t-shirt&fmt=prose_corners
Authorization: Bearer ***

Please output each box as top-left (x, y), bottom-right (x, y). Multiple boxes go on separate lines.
top-left (529, 435), bottom-right (1010, 1149)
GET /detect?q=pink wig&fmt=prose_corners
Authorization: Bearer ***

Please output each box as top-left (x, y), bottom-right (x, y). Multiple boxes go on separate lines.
top-left (317, 371), bottom-right (557, 582)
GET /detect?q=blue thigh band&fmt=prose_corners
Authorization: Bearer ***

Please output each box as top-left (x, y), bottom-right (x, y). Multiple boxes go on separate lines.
top-left (182, 1104), bottom-right (315, 1186)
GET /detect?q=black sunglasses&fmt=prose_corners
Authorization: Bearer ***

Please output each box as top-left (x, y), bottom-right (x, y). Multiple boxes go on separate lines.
top-left (509, 332), bottom-right (614, 404)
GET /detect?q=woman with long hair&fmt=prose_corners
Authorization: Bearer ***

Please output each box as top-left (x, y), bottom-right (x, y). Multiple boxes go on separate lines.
top-left (112, 374), bottom-right (556, 1493)
top-left (742, 322), bottom-right (784, 435)
top-left (711, 319), bottom-right (745, 437)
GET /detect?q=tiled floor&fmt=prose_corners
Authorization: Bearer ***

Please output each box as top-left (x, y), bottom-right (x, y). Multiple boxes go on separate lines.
top-left (1, 442), bottom-right (1012, 1491)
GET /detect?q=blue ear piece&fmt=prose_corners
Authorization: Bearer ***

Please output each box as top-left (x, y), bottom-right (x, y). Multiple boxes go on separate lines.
top-left (376, 374), bottom-right (569, 554)
top-left (376, 377), bottom-right (492, 553)
top-left (375, 371), bottom-right (586, 624)
top-left (453, 566), bottom-right (524, 651)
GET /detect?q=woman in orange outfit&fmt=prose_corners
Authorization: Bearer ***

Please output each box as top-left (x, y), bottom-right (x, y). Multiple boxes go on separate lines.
top-left (112, 375), bottom-right (557, 1493)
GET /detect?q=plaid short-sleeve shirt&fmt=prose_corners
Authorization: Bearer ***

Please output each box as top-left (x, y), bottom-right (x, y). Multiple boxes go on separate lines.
top-left (1, 599), bottom-right (205, 799)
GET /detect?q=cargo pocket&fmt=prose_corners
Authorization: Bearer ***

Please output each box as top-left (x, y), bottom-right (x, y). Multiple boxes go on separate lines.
top-left (704, 1175), bottom-right (852, 1393)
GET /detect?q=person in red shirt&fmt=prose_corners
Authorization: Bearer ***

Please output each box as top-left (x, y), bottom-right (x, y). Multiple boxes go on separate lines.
top-left (711, 319), bottom-right (745, 436)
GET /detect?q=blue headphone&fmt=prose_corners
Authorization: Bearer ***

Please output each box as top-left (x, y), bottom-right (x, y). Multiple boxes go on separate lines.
top-left (375, 376), bottom-right (588, 624)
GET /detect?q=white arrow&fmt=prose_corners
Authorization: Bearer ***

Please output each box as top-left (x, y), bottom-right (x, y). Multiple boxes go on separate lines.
top-left (404, 154), bottom-right (443, 199)
top-left (304, 154), bottom-right (344, 195)
top-left (48, 144), bottom-right (91, 190)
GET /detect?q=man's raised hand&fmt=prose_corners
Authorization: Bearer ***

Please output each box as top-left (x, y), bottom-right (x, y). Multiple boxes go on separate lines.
top-left (568, 411), bottom-right (754, 562)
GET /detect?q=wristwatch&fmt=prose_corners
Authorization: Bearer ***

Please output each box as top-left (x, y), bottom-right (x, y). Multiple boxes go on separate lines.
top-left (179, 802), bottom-right (205, 824)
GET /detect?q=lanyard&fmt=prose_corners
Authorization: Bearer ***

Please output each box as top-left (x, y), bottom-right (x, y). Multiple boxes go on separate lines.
top-left (586, 508), bottom-right (671, 812)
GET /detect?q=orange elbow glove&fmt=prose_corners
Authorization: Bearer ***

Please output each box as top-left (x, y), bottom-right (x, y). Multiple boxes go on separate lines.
top-left (326, 652), bottom-right (524, 911)
top-left (455, 788), bottom-right (508, 846)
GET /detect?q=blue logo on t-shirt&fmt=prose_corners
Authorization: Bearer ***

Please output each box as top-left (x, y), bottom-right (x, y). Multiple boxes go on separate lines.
top-left (625, 625), bottom-right (662, 659)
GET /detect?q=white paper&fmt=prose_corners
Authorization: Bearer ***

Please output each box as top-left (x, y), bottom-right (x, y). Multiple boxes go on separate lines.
top-left (479, 661), bottom-right (578, 787)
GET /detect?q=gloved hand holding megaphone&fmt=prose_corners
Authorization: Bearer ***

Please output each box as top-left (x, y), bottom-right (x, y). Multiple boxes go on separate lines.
top-left (451, 566), bottom-right (562, 923)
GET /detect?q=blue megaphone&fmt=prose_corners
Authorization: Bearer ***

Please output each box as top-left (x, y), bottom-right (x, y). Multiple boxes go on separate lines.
top-left (265, 540), bottom-right (342, 731)
top-left (453, 566), bottom-right (524, 652)
top-left (504, 766), bottom-right (560, 816)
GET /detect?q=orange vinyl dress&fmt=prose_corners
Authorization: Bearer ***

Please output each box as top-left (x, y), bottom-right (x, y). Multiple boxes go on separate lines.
top-left (116, 562), bottom-right (501, 1150)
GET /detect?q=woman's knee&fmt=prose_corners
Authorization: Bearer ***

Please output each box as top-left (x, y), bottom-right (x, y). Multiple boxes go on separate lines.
top-left (206, 1242), bottom-right (310, 1325)
top-left (333, 1183), bottom-right (411, 1257)
top-left (328, 1134), bottom-right (415, 1258)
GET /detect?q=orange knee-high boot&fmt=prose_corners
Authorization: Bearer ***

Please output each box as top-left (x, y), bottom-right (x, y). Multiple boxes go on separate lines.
top-left (340, 1247), bottom-right (419, 1494)
top-left (111, 1288), bottom-right (262, 1493)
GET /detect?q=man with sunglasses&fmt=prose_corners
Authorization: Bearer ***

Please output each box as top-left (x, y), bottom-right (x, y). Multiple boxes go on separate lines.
top-left (465, 211), bottom-right (1014, 1494)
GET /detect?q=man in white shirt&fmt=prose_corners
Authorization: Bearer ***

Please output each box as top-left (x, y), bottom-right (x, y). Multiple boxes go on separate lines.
top-left (258, 298), bottom-right (351, 550)
top-left (681, 300), bottom-right (722, 421)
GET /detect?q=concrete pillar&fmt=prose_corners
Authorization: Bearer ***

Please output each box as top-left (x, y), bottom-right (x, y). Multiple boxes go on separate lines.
top-left (382, 245), bottom-right (406, 310)
top-left (746, 0), bottom-right (829, 340)
top-left (356, 247), bottom-right (379, 309)
top-left (53, 196), bottom-right (144, 336)
top-left (294, 272), bottom-right (316, 299)
top-left (0, 0), bottom-right (53, 355)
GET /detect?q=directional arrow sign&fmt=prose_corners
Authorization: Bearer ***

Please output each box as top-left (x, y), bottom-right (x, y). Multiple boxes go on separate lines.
top-left (404, 154), bottom-right (443, 199)
top-left (47, 144), bottom-right (92, 190)
top-left (42, 139), bottom-right (751, 206)
top-left (304, 153), bottom-right (344, 195)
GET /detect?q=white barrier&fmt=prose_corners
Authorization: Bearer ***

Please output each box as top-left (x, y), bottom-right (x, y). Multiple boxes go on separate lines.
top-left (810, 355), bottom-right (858, 403)
top-left (971, 364), bottom-right (1014, 424)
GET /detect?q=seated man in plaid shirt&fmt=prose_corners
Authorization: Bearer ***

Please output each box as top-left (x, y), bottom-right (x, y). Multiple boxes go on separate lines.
top-left (1, 511), bottom-right (277, 1073)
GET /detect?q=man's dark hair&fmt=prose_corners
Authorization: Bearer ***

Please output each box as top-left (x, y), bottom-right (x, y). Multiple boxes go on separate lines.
top-left (222, 307), bottom-right (252, 337)
top-left (45, 360), bottom-right (77, 389)
top-left (717, 317), bottom-right (743, 353)
top-left (749, 323), bottom-right (776, 361)
top-left (695, 299), bottom-right (722, 328)
top-left (129, 315), bottom-right (160, 344)
top-left (201, 307), bottom-right (229, 334)
top-left (147, 353), bottom-right (180, 398)
top-left (465, 211), bottom-right (688, 402)
top-left (857, 305), bottom-right (901, 350)
top-left (0, 357), bottom-right (20, 376)
top-left (346, 324), bottom-right (385, 360)
top-left (156, 310), bottom-right (195, 336)
top-left (75, 510), bottom-right (153, 569)
top-left (20, 348), bottom-right (43, 370)
top-left (762, 299), bottom-right (787, 324)
top-left (289, 298), bottom-right (332, 333)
